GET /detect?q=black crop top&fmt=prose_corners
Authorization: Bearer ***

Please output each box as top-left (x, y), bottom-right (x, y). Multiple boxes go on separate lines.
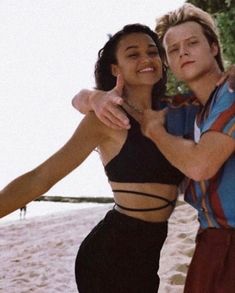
top-left (104, 113), bottom-right (184, 185)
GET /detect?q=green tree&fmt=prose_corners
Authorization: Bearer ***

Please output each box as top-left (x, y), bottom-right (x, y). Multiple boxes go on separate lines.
top-left (186, 0), bottom-right (232, 13)
top-left (187, 0), bottom-right (235, 64)
top-left (216, 8), bottom-right (235, 64)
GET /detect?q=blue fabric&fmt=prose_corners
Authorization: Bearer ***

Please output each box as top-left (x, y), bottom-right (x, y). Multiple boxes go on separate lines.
top-left (185, 82), bottom-right (235, 229)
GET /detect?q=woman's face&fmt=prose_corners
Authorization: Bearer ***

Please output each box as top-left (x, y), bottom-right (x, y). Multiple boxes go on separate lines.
top-left (111, 33), bottom-right (163, 87)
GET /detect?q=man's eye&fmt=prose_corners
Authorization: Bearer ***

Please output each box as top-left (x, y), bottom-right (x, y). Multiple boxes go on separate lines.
top-left (169, 48), bottom-right (178, 54)
top-left (189, 41), bottom-right (198, 45)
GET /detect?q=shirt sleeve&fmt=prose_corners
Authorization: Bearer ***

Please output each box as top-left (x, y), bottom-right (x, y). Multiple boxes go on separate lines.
top-left (201, 83), bottom-right (235, 139)
top-left (160, 94), bottom-right (200, 138)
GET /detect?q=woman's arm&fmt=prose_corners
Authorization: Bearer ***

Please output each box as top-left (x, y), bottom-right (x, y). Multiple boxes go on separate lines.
top-left (0, 113), bottom-right (106, 218)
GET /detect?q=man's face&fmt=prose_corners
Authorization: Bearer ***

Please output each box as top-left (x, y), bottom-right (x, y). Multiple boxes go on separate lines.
top-left (163, 21), bottom-right (219, 83)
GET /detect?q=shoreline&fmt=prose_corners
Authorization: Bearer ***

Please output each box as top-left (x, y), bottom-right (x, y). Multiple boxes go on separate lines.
top-left (36, 195), bottom-right (114, 204)
top-left (0, 201), bottom-right (108, 225)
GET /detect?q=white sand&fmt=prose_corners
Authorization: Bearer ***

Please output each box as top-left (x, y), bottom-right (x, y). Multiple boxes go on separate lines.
top-left (0, 196), bottom-right (198, 293)
top-left (159, 197), bottom-right (198, 293)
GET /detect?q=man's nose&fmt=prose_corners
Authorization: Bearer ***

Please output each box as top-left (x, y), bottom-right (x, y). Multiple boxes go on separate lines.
top-left (179, 45), bottom-right (189, 58)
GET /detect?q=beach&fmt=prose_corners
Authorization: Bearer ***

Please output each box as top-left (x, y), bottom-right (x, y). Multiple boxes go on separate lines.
top-left (0, 196), bottom-right (198, 293)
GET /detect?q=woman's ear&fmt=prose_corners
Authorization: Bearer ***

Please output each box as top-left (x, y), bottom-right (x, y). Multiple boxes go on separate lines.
top-left (111, 64), bottom-right (119, 77)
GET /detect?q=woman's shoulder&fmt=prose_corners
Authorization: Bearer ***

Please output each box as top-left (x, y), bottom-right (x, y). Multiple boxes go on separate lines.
top-left (81, 111), bottom-right (120, 139)
top-left (81, 111), bottom-right (127, 163)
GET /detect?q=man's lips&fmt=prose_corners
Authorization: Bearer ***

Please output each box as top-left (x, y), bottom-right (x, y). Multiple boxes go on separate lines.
top-left (181, 61), bottom-right (195, 68)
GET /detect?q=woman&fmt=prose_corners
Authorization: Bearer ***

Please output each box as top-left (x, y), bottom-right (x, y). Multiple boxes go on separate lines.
top-left (0, 24), bottom-right (187, 292)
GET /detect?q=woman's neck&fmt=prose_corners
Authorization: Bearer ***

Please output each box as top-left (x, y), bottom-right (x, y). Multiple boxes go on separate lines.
top-left (123, 85), bottom-right (152, 110)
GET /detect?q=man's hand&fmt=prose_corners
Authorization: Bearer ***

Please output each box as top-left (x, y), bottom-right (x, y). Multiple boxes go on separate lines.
top-left (90, 75), bottom-right (130, 129)
top-left (72, 75), bottom-right (130, 129)
top-left (140, 108), bottom-right (168, 139)
top-left (216, 64), bottom-right (235, 92)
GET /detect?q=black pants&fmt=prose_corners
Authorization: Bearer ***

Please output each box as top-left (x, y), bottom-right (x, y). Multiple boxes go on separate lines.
top-left (75, 209), bottom-right (168, 293)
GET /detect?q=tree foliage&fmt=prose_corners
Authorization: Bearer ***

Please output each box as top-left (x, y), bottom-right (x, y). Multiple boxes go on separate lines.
top-left (186, 0), bottom-right (232, 13)
top-left (187, 0), bottom-right (235, 64)
top-left (216, 8), bottom-right (235, 64)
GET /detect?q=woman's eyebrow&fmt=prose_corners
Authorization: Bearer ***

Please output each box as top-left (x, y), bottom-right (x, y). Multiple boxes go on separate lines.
top-left (125, 44), bottom-right (157, 51)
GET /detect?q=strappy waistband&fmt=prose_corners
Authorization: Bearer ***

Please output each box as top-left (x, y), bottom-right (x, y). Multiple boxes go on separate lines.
top-left (113, 189), bottom-right (176, 212)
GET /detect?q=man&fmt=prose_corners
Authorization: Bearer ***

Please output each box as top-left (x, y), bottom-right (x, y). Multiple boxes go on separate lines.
top-left (72, 4), bottom-right (235, 292)
top-left (140, 4), bottom-right (235, 292)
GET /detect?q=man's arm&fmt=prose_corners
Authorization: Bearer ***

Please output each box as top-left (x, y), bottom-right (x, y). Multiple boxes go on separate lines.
top-left (72, 89), bottom-right (94, 114)
top-left (140, 109), bottom-right (235, 181)
top-left (71, 68), bottom-right (235, 129)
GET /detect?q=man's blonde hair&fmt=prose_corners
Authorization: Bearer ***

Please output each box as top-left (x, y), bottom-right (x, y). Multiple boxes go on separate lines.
top-left (155, 3), bottom-right (224, 71)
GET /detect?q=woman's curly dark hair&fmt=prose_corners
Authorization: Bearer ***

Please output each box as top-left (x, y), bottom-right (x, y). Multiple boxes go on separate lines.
top-left (94, 23), bottom-right (167, 105)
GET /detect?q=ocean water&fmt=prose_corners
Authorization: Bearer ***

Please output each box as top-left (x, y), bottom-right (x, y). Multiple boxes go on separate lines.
top-left (0, 201), bottom-right (107, 224)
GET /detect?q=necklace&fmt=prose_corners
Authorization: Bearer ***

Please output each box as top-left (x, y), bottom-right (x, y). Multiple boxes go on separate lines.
top-left (125, 99), bottom-right (144, 114)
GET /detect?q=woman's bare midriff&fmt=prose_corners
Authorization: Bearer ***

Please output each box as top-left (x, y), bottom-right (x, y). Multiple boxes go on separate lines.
top-left (110, 181), bottom-right (178, 222)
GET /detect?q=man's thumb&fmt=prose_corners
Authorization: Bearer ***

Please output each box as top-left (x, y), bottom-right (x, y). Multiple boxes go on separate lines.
top-left (115, 74), bottom-right (124, 94)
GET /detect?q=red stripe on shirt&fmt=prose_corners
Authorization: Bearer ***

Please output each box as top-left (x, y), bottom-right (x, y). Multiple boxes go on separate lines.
top-left (208, 174), bottom-right (229, 228)
top-left (210, 103), bottom-right (235, 132)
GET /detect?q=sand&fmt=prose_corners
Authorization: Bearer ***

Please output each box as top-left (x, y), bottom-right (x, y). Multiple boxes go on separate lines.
top-left (0, 196), bottom-right (198, 293)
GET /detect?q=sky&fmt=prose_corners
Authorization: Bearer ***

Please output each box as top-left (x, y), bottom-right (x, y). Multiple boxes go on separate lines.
top-left (0, 0), bottom-right (185, 197)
